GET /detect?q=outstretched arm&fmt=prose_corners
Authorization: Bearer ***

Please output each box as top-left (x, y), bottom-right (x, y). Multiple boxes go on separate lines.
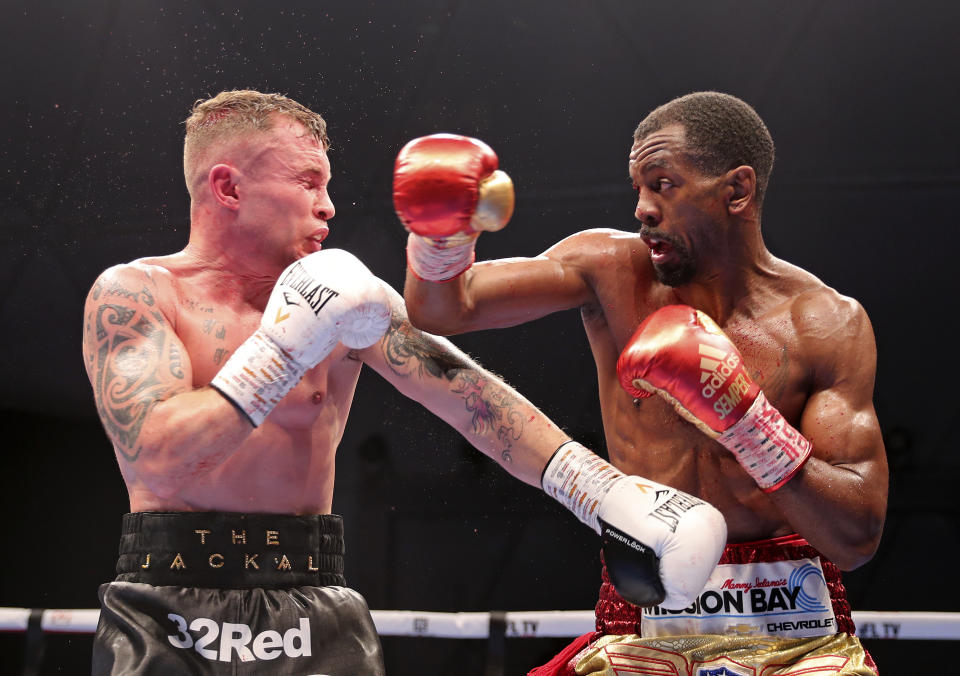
top-left (361, 285), bottom-right (567, 484)
top-left (403, 254), bottom-right (582, 336)
top-left (403, 232), bottom-right (601, 336)
top-left (362, 287), bottom-right (728, 608)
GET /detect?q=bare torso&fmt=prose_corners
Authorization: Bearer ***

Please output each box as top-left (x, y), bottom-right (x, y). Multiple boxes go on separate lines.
top-left (559, 229), bottom-right (837, 542)
top-left (87, 251), bottom-right (365, 514)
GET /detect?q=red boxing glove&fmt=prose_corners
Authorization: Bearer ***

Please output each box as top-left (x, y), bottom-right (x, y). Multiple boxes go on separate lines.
top-left (394, 134), bottom-right (514, 281)
top-left (617, 305), bottom-right (812, 492)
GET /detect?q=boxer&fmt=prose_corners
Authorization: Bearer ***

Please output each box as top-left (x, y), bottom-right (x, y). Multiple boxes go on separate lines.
top-left (396, 92), bottom-right (887, 674)
top-left (83, 90), bottom-right (725, 675)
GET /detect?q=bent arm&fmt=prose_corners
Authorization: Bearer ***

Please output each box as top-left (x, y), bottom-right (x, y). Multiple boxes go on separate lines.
top-left (362, 287), bottom-right (573, 486)
top-left (403, 232), bottom-right (597, 336)
top-left (768, 302), bottom-right (888, 570)
top-left (82, 266), bottom-right (252, 499)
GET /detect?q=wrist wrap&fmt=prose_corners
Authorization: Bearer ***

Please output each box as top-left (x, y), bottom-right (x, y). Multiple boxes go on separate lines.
top-left (541, 441), bottom-right (624, 533)
top-left (717, 391), bottom-right (812, 491)
top-left (210, 328), bottom-right (304, 427)
top-left (406, 232), bottom-right (478, 282)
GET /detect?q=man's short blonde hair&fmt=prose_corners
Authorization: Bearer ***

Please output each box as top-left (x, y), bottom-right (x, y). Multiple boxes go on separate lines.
top-left (183, 90), bottom-right (329, 197)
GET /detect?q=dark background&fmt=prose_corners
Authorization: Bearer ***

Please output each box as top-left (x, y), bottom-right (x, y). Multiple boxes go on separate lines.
top-left (2, 0), bottom-right (958, 673)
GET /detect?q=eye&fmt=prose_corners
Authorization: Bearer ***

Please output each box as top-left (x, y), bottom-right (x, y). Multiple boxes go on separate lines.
top-left (652, 178), bottom-right (673, 192)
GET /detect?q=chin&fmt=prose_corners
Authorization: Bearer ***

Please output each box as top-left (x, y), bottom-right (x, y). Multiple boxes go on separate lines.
top-left (654, 263), bottom-right (697, 287)
top-left (302, 240), bottom-right (324, 257)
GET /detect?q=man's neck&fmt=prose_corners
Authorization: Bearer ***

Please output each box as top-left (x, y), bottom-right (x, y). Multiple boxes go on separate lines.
top-left (181, 236), bottom-right (281, 309)
top-left (671, 228), bottom-right (777, 323)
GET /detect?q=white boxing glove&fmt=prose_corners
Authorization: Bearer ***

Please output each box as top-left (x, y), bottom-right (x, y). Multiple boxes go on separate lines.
top-left (212, 249), bottom-right (391, 426)
top-left (542, 442), bottom-right (727, 609)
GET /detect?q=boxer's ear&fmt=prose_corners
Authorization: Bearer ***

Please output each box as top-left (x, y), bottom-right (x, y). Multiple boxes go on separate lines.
top-left (209, 164), bottom-right (240, 210)
top-left (724, 166), bottom-right (755, 215)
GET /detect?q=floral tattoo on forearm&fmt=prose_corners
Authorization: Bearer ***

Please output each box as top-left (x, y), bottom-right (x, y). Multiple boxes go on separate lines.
top-left (381, 312), bottom-right (524, 464)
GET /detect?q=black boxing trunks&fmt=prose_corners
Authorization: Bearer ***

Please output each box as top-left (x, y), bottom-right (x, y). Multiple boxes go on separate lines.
top-left (92, 512), bottom-right (384, 675)
top-left (530, 534), bottom-right (878, 676)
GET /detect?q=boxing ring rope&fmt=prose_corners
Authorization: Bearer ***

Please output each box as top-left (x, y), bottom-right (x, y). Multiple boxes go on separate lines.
top-left (4, 607), bottom-right (958, 675)
top-left (2, 607), bottom-right (958, 640)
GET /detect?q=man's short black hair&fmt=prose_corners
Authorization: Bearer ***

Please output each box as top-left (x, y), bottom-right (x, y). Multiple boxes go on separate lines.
top-left (634, 92), bottom-right (775, 206)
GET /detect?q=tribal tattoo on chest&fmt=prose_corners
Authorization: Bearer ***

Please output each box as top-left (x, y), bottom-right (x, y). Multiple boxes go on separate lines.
top-left (84, 278), bottom-right (187, 461)
top-left (380, 312), bottom-right (524, 465)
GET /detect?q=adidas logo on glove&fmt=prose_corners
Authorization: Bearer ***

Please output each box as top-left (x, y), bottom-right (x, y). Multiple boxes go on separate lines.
top-left (698, 343), bottom-right (752, 420)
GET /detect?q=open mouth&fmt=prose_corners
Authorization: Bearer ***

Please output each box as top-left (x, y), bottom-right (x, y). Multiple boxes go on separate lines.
top-left (307, 228), bottom-right (329, 250)
top-left (640, 233), bottom-right (674, 262)
top-left (303, 230), bottom-right (329, 254)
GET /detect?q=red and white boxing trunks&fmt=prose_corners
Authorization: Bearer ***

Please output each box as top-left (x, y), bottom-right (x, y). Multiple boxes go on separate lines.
top-left (531, 534), bottom-right (878, 676)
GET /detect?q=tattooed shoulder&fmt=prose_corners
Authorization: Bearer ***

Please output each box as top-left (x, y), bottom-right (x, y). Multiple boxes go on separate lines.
top-left (93, 277), bottom-right (156, 306)
top-left (84, 268), bottom-right (186, 461)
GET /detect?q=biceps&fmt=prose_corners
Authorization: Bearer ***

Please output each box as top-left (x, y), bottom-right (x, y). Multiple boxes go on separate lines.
top-left (464, 256), bottom-right (593, 326)
top-left (800, 387), bottom-right (884, 470)
top-left (84, 301), bottom-right (191, 456)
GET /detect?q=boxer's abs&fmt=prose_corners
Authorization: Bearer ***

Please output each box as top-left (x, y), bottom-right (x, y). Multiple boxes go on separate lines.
top-left (127, 421), bottom-right (341, 514)
top-left (591, 331), bottom-right (796, 543)
top-left (606, 402), bottom-right (793, 542)
top-left (127, 306), bottom-right (362, 514)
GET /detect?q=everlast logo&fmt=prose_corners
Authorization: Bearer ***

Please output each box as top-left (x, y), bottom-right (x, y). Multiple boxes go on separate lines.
top-left (277, 262), bottom-right (340, 316)
top-left (649, 492), bottom-right (703, 532)
top-left (167, 614), bottom-right (311, 662)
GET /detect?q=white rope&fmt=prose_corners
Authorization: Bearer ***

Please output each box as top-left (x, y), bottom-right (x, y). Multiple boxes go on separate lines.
top-left (371, 609), bottom-right (596, 638)
top-left (0, 607), bottom-right (958, 640)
